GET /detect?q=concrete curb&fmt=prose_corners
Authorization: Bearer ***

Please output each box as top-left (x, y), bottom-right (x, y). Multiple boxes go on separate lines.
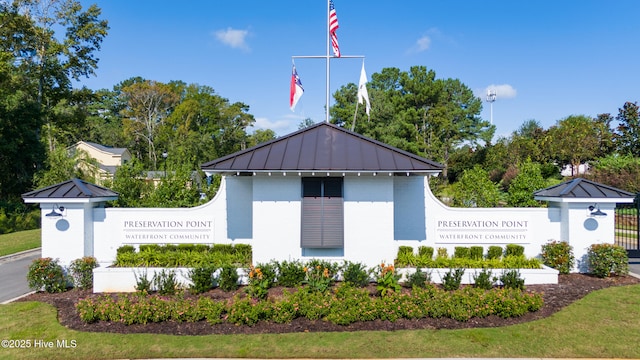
top-left (0, 247), bottom-right (41, 262)
top-left (1, 291), bottom-right (36, 305)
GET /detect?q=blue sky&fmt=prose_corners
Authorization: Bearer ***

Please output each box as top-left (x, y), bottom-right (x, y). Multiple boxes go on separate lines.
top-left (75, 0), bottom-right (640, 138)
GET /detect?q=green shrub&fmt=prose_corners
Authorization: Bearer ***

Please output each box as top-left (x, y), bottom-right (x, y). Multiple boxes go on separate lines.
top-left (441, 268), bottom-right (464, 291)
top-left (27, 257), bottom-right (68, 293)
top-left (163, 244), bottom-right (178, 253)
top-left (69, 256), bottom-right (99, 290)
top-left (470, 246), bottom-right (484, 260)
top-left (505, 244), bottom-right (524, 257)
top-left (454, 247), bottom-right (470, 259)
top-left (219, 265), bottom-right (239, 292)
top-left (472, 268), bottom-right (494, 290)
top-left (341, 261), bottom-right (370, 287)
top-left (418, 246), bottom-right (434, 259)
top-left (212, 244), bottom-right (233, 254)
top-left (76, 281), bottom-right (545, 326)
top-left (177, 244), bottom-right (195, 252)
top-left (395, 246), bottom-right (416, 267)
top-left (139, 244), bottom-right (160, 253)
top-left (153, 269), bottom-right (180, 295)
top-left (487, 246), bottom-right (503, 259)
top-left (233, 244), bottom-right (252, 263)
top-left (188, 266), bottom-right (215, 294)
top-left (116, 245), bottom-right (135, 255)
top-left (134, 270), bottom-right (152, 292)
top-left (436, 247), bottom-right (448, 258)
top-left (197, 297), bottom-right (226, 325)
top-left (405, 268), bottom-right (431, 288)
top-left (500, 269), bottom-right (525, 290)
top-left (276, 260), bottom-right (306, 287)
top-left (227, 295), bottom-right (264, 326)
top-left (540, 240), bottom-right (575, 274)
top-left (113, 244), bottom-right (253, 268)
top-left (193, 244), bottom-right (210, 253)
top-left (587, 243), bottom-right (629, 278)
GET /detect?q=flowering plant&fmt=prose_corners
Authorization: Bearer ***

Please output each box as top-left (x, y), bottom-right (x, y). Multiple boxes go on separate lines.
top-left (27, 257), bottom-right (68, 293)
top-left (247, 266), bottom-right (270, 299)
top-left (303, 262), bottom-right (335, 293)
top-left (374, 263), bottom-right (402, 296)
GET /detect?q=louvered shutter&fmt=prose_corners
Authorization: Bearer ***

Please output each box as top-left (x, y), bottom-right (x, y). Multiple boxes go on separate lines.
top-left (301, 178), bottom-right (344, 248)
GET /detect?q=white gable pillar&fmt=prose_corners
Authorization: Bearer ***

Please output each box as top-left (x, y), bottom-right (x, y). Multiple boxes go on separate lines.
top-left (534, 179), bottom-right (634, 273)
top-left (22, 178), bottom-right (119, 267)
top-left (553, 201), bottom-right (618, 272)
top-left (36, 201), bottom-right (101, 266)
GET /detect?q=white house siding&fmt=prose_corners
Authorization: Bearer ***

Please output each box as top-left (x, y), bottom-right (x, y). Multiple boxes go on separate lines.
top-left (251, 176), bottom-right (302, 265)
top-left (343, 176), bottom-right (395, 267)
top-left (251, 175), bottom-right (397, 269)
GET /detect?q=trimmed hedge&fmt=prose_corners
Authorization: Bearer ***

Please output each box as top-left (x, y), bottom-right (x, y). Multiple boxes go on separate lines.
top-left (76, 283), bottom-right (544, 326)
top-left (113, 244), bottom-right (252, 268)
top-left (395, 244), bottom-right (542, 269)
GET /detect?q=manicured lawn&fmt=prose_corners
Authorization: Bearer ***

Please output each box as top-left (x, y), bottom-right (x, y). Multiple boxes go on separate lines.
top-left (0, 229), bottom-right (40, 257)
top-left (1, 284), bottom-right (639, 359)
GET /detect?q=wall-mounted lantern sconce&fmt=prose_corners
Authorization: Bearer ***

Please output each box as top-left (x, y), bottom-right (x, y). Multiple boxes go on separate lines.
top-left (588, 204), bottom-right (607, 217)
top-left (45, 205), bottom-right (65, 218)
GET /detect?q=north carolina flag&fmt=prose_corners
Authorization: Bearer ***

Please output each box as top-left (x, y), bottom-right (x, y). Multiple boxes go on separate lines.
top-left (290, 64), bottom-right (304, 111)
top-left (329, 0), bottom-right (340, 57)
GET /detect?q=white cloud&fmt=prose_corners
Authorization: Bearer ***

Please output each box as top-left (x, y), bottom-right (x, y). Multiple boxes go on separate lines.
top-left (477, 84), bottom-right (517, 99)
top-left (415, 36), bottom-right (431, 52)
top-left (408, 28), bottom-right (454, 54)
top-left (214, 27), bottom-right (250, 51)
top-left (249, 116), bottom-right (296, 135)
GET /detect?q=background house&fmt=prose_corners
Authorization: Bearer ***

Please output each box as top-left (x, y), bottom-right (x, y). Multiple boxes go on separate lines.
top-left (71, 141), bottom-right (132, 183)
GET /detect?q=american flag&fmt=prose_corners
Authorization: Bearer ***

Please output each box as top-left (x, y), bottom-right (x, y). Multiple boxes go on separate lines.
top-left (329, 0), bottom-right (340, 57)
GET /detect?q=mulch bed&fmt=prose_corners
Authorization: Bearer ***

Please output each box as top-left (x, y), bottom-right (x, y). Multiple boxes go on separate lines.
top-left (17, 273), bottom-right (640, 335)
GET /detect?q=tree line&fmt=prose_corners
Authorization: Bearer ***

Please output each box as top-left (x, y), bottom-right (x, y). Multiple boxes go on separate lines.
top-left (1, 1), bottom-right (640, 233)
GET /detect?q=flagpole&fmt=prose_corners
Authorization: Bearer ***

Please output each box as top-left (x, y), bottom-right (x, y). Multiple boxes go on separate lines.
top-left (326, 0), bottom-right (331, 123)
top-left (291, 0), bottom-right (365, 126)
top-left (351, 100), bottom-right (359, 131)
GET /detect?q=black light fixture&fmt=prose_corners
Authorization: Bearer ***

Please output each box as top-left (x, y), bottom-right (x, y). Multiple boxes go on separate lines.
top-left (588, 204), bottom-right (607, 217)
top-left (45, 205), bottom-right (65, 218)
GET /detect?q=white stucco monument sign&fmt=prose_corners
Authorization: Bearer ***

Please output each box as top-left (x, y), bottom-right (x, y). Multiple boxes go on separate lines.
top-left (23, 123), bottom-right (635, 292)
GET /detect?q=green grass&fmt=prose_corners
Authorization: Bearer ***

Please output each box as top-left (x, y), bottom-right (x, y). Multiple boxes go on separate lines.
top-left (0, 229), bottom-right (40, 257)
top-left (1, 284), bottom-right (639, 359)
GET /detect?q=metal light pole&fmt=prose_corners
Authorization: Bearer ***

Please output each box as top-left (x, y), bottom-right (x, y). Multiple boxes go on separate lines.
top-left (486, 89), bottom-right (496, 124)
top-left (162, 151), bottom-right (168, 177)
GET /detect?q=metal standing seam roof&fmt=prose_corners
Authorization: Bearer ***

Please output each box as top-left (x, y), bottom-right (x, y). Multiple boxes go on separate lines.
top-left (533, 178), bottom-right (636, 199)
top-left (201, 122), bottom-right (444, 173)
top-left (22, 178), bottom-right (119, 201)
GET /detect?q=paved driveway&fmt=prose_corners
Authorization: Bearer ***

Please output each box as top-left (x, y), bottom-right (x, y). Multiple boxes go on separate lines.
top-left (0, 249), bottom-right (41, 304)
top-left (629, 258), bottom-right (640, 277)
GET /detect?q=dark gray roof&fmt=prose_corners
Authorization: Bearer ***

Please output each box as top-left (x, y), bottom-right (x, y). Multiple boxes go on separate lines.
top-left (83, 141), bottom-right (129, 156)
top-left (533, 178), bottom-right (635, 199)
top-left (22, 178), bottom-right (119, 200)
top-left (202, 122), bottom-right (444, 173)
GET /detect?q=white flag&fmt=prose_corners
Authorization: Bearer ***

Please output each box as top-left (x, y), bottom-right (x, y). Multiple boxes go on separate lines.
top-left (357, 62), bottom-right (371, 118)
